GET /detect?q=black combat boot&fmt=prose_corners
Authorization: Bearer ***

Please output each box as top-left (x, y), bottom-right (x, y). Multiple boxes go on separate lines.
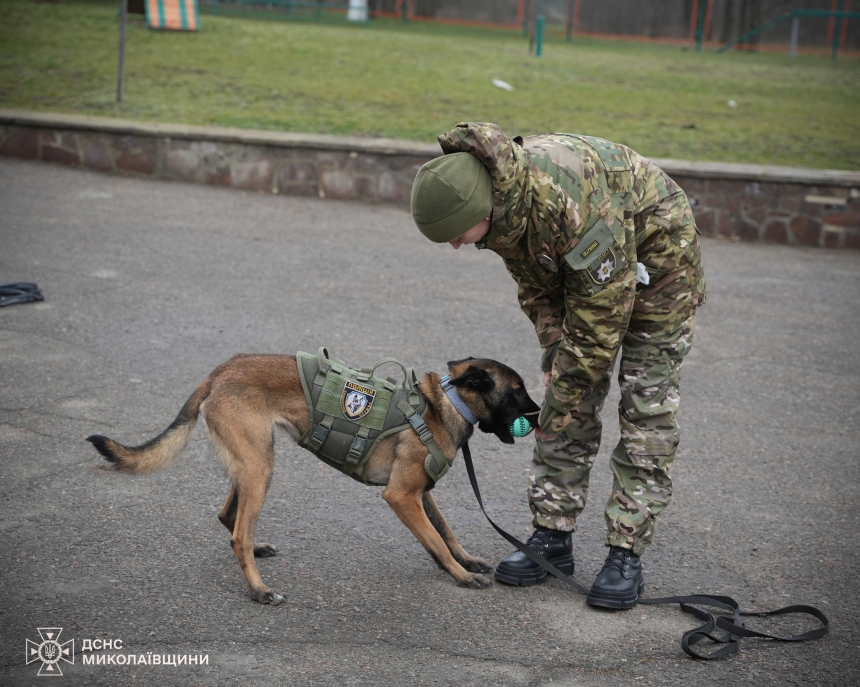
top-left (586, 546), bottom-right (644, 609)
top-left (494, 528), bottom-right (574, 586)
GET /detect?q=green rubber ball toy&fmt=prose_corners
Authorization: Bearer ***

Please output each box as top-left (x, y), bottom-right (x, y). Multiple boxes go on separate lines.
top-left (510, 416), bottom-right (531, 438)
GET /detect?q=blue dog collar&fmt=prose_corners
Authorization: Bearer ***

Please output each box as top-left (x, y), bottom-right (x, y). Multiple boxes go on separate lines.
top-left (440, 375), bottom-right (479, 426)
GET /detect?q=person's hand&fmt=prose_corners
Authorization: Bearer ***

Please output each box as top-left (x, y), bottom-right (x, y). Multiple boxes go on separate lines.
top-left (543, 371), bottom-right (551, 387)
top-left (538, 402), bottom-right (557, 433)
top-left (538, 402), bottom-right (571, 435)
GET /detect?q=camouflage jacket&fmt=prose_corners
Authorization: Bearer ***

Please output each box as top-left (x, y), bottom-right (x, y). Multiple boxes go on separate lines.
top-left (437, 122), bottom-right (705, 415)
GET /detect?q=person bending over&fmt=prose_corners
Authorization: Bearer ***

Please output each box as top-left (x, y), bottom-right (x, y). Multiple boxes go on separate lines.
top-left (410, 122), bottom-right (706, 609)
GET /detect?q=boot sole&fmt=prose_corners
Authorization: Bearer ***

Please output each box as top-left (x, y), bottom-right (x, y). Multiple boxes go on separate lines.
top-left (586, 578), bottom-right (645, 609)
top-left (494, 553), bottom-right (574, 586)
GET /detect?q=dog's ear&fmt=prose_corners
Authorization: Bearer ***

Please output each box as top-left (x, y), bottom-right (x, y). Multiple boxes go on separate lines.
top-left (446, 357), bottom-right (475, 367)
top-left (449, 366), bottom-right (494, 393)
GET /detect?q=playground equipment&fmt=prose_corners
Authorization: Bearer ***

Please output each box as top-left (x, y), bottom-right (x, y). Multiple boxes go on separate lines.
top-left (527, 0), bottom-right (575, 57)
top-left (145, 0), bottom-right (200, 29)
top-left (717, 5), bottom-right (860, 58)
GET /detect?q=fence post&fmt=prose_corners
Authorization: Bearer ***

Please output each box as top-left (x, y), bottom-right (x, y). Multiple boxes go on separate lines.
top-left (401, 0), bottom-right (408, 23)
top-left (832, 0), bottom-right (845, 58)
top-left (535, 6), bottom-right (544, 57)
top-left (695, 0), bottom-right (708, 50)
top-left (688, 0), bottom-right (700, 45)
top-left (789, 15), bottom-right (799, 58)
top-left (522, 0), bottom-right (529, 37)
top-left (566, 0), bottom-right (574, 42)
top-left (117, 0), bottom-right (127, 103)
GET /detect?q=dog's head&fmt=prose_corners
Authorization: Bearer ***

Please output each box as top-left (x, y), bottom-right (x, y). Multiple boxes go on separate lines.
top-left (446, 357), bottom-right (540, 444)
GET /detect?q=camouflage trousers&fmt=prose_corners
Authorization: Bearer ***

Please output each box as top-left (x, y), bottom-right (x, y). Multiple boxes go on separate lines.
top-left (529, 249), bottom-right (702, 555)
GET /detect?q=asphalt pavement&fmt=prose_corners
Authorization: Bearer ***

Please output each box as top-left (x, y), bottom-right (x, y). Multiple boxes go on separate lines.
top-left (1, 158), bottom-right (858, 686)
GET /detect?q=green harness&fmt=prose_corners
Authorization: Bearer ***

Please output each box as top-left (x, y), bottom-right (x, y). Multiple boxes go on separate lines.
top-left (296, 348), bottom-right (451, 486)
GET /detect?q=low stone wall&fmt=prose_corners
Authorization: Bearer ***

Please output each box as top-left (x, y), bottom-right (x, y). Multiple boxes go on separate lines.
top-left (665, 162), bottom-right (860, 249)
top-left (2, 110), bottom-right (858, 249)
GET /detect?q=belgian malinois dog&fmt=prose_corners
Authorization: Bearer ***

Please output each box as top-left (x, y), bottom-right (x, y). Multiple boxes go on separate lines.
top-left (87, 355), bottom-right (539, 604)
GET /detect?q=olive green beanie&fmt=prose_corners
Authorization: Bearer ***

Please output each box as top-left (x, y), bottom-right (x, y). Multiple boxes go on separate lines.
top-left (410, 153), bottom-right (493, 243)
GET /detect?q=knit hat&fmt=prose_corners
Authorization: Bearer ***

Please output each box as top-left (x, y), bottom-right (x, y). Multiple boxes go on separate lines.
top-left (410, 153), bottom-right (493, 243)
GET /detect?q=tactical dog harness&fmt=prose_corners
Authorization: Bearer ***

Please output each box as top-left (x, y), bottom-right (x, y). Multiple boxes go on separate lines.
top-left (296, 348), bottom-right (452, 485)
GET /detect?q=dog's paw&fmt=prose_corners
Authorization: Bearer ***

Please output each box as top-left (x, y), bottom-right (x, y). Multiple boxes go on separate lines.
top-left (250, 588), bottom-right (285, 605)
top-left (459, 556), bottom-right (494, 574)
top-left (254, 542), bottom-right (278, 558)
top-left (459, 573), bottom-right (493, 589)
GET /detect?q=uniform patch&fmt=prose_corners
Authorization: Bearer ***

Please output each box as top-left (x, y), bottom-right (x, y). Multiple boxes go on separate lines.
top-left (341, 381), bottom-right (376, 421)
top-left (579, 240), bottom-right (600, 260)
top-left (587, 246), bottom-right (618, 285)
top-left (581, 245), bottom-right (621, 290)
top-left (563, 220), bottom-right (624, 294)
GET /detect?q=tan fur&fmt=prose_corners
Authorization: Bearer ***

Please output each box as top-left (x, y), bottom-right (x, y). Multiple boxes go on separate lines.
top-left (88, 353), bottom-right (542, 604)
top-left (96, 379), bottom-right (212, 475)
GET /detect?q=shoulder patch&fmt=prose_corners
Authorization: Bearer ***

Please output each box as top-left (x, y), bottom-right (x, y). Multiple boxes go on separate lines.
top-left (585, 245), bottom-right (620, 286)
top-left (563, 220), bottom-right (623, 293)
top-left (564, 220), bottom-right (615, 270)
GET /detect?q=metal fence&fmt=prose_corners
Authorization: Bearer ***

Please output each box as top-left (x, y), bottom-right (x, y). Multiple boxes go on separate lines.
top-left (374, 0), bottom-right (858, 51)
top-left (201, 1), bottom-right (859, 52)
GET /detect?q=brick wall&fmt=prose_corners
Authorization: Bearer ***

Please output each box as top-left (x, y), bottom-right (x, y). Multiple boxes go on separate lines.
top-left (0, 122), bottom-right (430, 206)
top-left (1, 111), bottom-right (858, 249)
top-left (674, 175), bottom-right (860, 249)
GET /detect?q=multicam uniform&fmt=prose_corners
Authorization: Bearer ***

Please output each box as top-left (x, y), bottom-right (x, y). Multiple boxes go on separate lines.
top-left (438, 123), bottom-right (706, 555)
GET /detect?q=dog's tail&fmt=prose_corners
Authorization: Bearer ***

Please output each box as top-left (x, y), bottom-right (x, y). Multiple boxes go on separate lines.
top-left (87, 379), bottom-right (212, 475)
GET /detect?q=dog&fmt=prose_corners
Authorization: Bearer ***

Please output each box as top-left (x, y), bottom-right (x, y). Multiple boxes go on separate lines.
top-left (87, 354), bottom-right (540, 604)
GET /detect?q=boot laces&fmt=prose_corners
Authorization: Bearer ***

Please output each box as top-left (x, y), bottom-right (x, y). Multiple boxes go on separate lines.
top-left (602, 547), bottom-right (632, 574)
top-left (525, 530), bottom-right (554, 552)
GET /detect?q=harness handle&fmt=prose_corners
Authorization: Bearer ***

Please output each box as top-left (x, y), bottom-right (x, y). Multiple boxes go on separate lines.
top-left (366, 357), bottom-right (409, 384)
top-left (317, 350), bottom-right (419, 403)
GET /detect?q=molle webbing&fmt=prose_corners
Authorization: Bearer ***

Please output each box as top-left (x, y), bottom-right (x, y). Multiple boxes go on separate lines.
top-left (296, 348), bottom-right (451, 485)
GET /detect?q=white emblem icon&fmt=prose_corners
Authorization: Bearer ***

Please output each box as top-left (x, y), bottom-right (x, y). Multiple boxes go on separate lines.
top-left (345, 391), bottom-right (367, 416)
top-left (596, 259), bottom-right (614, 282)
top-left (26, 627), bottom-right (74, 676)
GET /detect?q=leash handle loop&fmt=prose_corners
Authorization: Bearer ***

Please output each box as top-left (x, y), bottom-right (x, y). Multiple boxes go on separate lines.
top-left (460, 442), bottom-right (829, 661)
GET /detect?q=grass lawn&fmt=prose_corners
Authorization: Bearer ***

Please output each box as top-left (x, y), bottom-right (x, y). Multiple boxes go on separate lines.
top-left (1, 0), bottom-right (858, 169)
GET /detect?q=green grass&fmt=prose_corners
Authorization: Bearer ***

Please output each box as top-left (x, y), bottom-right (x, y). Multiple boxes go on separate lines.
top-left (1, 0), bottom-right (859, 168)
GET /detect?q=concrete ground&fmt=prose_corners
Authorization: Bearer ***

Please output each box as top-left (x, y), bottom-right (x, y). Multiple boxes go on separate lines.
top-left (1, 158), bottom-right (858, 686)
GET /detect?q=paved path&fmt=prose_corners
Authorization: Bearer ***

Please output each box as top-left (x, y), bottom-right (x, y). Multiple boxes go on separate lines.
top-left (1, 159), bottom-right (858, 685)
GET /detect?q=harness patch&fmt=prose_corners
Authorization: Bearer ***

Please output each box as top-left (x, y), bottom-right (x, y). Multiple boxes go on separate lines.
top-left (341, 381), bottom-right (376, 421)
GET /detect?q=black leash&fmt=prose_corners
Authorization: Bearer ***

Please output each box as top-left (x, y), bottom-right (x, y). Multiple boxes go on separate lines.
top-left (0, 282), bottom-right (43, 308)
top-left (460, 442), bottom-right (829, 660)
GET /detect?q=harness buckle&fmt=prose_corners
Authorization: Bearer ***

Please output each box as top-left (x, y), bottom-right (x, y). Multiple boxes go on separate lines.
top-left (308, 415), bottom-right (334, 451)
top-left (345, 437), bottom-right (366, 467)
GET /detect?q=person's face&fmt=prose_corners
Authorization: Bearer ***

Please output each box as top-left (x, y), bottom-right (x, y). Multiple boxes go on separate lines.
top-left (448, 216), bottom-right (491, 250)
